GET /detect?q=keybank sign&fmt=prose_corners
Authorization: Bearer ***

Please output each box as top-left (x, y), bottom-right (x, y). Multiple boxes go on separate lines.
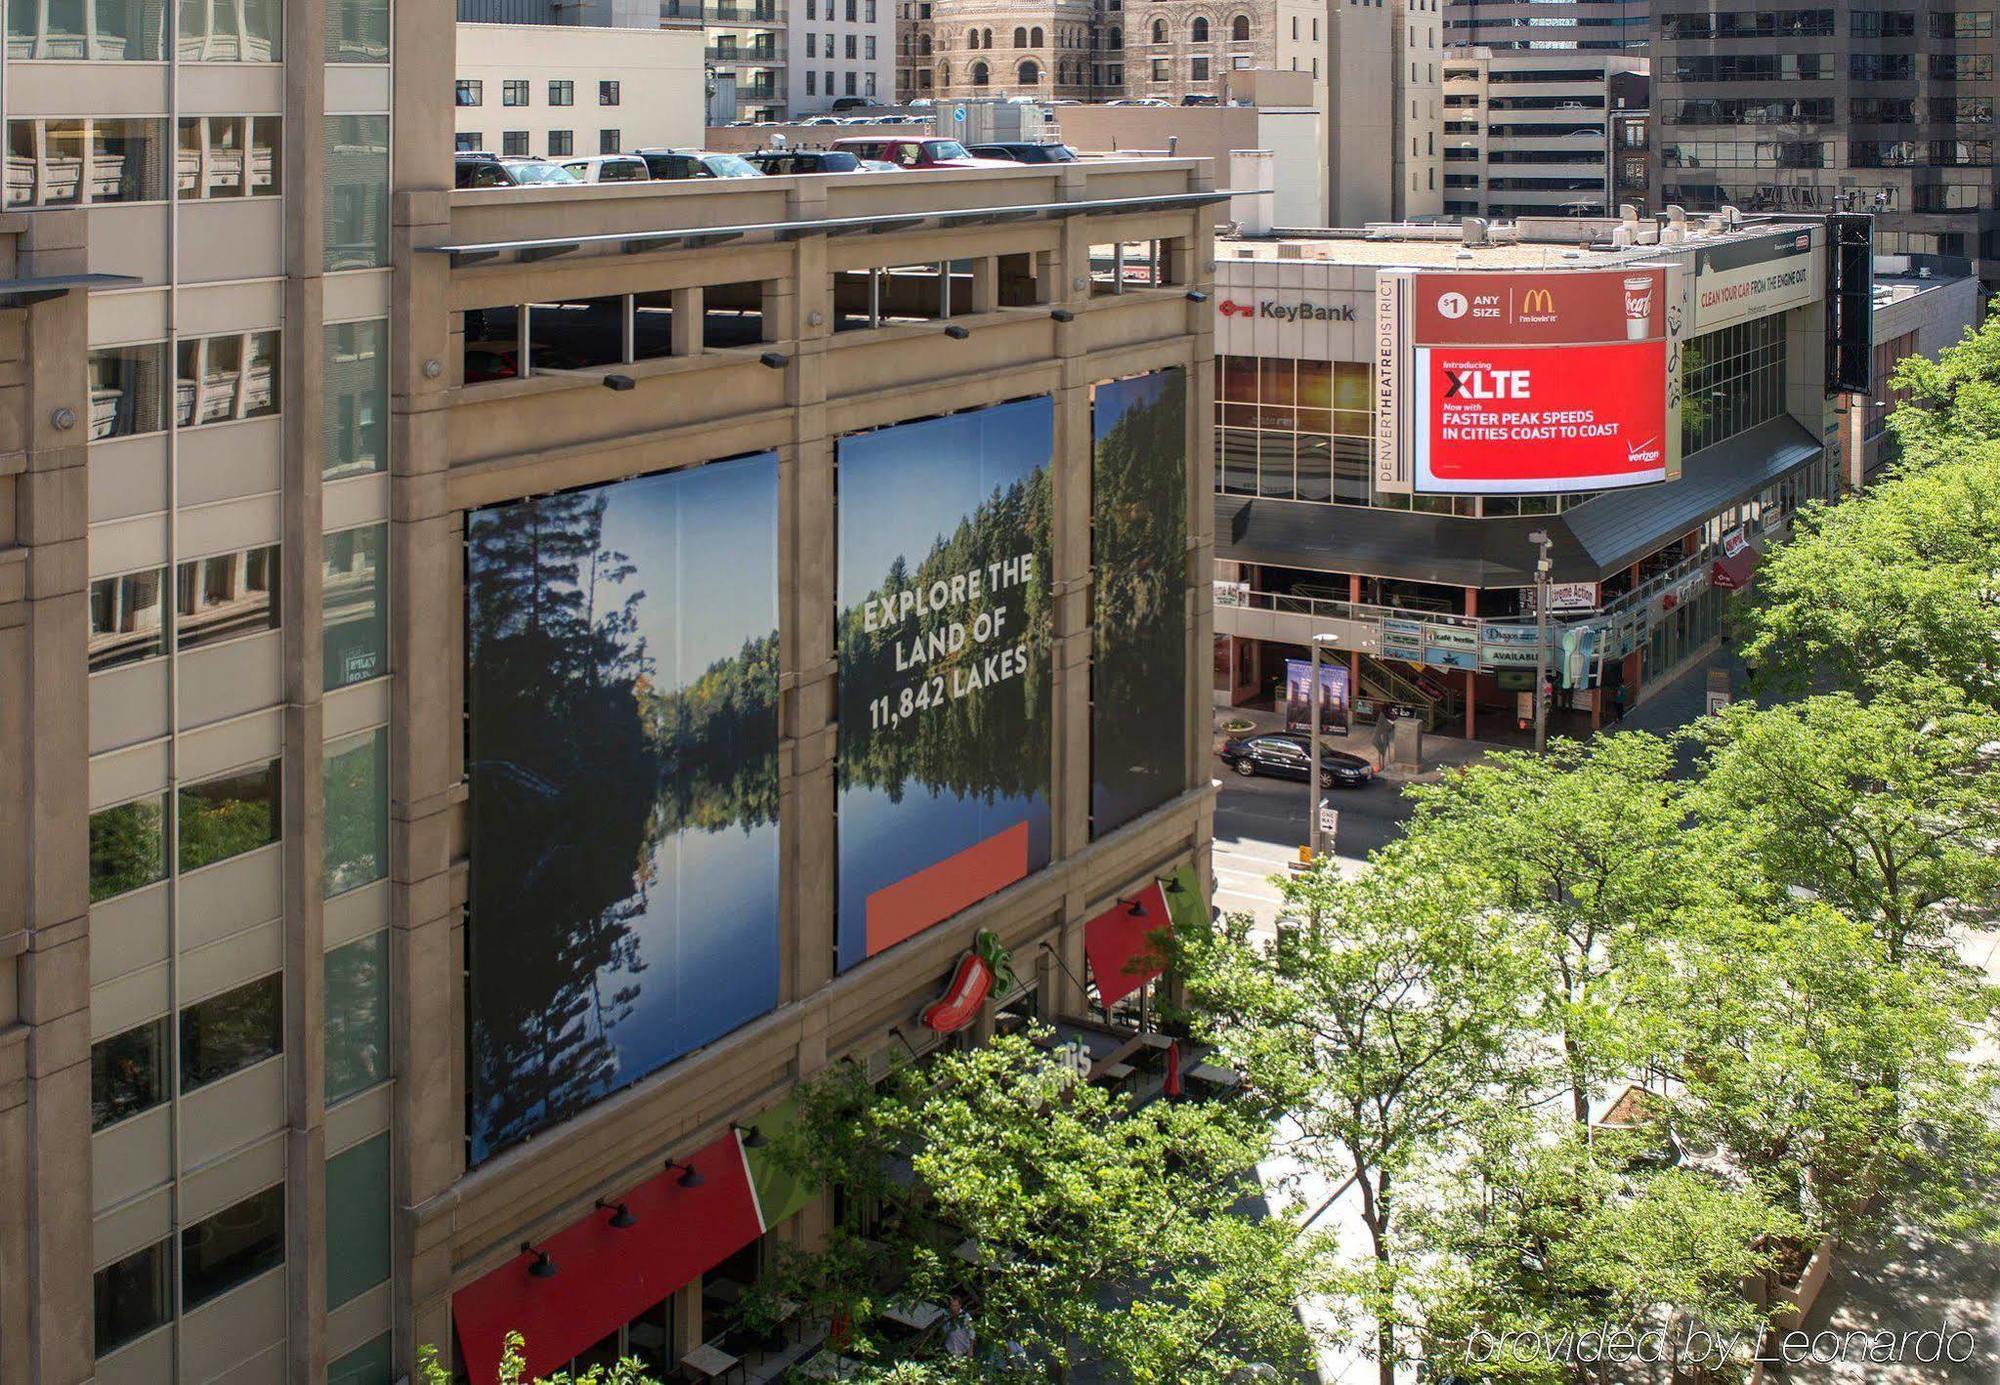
top-left (1219, 297), bottom-right (1359, 323)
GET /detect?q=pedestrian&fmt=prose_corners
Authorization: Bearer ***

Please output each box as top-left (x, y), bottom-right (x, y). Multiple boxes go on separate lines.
top-left (944, 1294), bottom-right (977, 1359)
top-left (1610, 690), bottom-right (1626, 724)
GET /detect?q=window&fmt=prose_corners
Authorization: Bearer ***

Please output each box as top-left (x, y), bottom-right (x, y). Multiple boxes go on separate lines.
top-left (845, 70), bottom-right (856, 94)
top-left (324, 728), bottom-right (388, 897)
top-left (5, 117), bottom-right (166, 208)
top-left (600, 80), bottom-right (621, 105)
top-left (500, 129), bottom-right (527, 156)
top-left (326, 931), bottom-right (390, 1102)
top-left (324, 319), bottom-right (388, 481)
top-left (501, 79), bottom-right (529, 105)
top-left (1018, 58), bottom-right (1039, 82)
top-left (549, 79), bottom-right (573, 105)
top-left (327, 0), bottom-right (389, 61)
top-left (326, 1135), bottom-right (392, 1309)
top-left (177, 759), bottom-right (282, 872)
top-left (456, 79), bottom-right (482, 106)
top-left (182, 1184), bottom-right (285, 1310)
top-left (1231, 12), bottom-right (1250, 39)
top-left (175, 116), bottom-right (282, 198)
top-left (1191, 15), bottom-right (1208, 39)
top-left (455, 131), bottom-right (482, 153)
top-left (89, 569), bottom-right (167, 672)
top-left (181, 973), bottom-right (283, 1091)
top-left (94, 1241), bottom-right (171, 1358)
top-left (845, 32), bottom-right (856, 56)
top-left (330, 1334), bottom-right (394, 1385)
top-left (89, 793), bottom-right (168, 902)
top-left (325, 115), bottom-right (389, 271)
top-left (177, 0), bottom-right (281, 57)
top-left (92, 1017), bottom-right (168, 1130)
top-left (175, 543), bottom-right (279, 652)
top-left (6, 0), bottom-right (170, 58)
top-left (806, 32), bottom-right (815, 56)
top-left (176, 329), bottom-right (280, 426)
top-left (806, 69), bottom-right (817, 93)
top-left (600, 128), bottom-right (621, 153)
top-left (323, 523), bottom-right (387, 689)
top-left (548, 129), bottom-right (573, 156)
top-left (1191, 56), bottom-right (1209, 79)
top-left (1151, 57), bottom-right (1169, 80)
top-left (1151, 17), bottom-right (1166, 40)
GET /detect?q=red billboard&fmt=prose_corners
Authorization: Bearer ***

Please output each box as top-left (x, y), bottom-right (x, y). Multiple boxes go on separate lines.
top-left (1387, 265), bottom-right (1677, 496)
top-left (1414, 340), bottom-right (1669, 494)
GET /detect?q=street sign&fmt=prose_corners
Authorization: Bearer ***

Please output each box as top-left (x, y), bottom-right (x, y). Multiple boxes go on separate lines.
top-left (952, 106), bottom-right (967, 123)
top-left (1317, 801), bottom-right (1338, 842)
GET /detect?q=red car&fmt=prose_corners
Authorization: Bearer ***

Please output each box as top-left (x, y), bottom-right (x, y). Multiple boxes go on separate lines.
top-left (829, 136), bottom-right (1014, 169)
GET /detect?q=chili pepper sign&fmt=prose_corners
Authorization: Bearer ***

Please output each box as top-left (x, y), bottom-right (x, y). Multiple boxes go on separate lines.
top-left (920, 931), bottom-right (1017, 1034)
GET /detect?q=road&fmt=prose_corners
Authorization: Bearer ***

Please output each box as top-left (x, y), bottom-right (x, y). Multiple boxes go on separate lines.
top-left (1211, 764), bottom-right (1418, 931)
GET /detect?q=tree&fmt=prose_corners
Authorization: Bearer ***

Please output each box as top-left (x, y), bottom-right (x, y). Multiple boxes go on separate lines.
top-left (1174, 859), bottom-right (1541, 1385)
top-left (764, 1033), bottom-right (1334, 1384)
top-left (1734, 444), bottom-right (2000, 702)
top-left (1690, 685), bottom-right (2000, 966)
top-left (1396, 734), bottom-right (1702, 1125)
top-left (417, 1332), bottom-right (661, 1385)
top-left (1877, 305), bottom-right (2000, 471)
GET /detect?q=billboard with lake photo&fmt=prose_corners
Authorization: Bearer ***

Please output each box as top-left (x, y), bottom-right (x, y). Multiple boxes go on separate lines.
top-left (836, 399), bottom-right (1055, 972)
top-left (465, 453), bottom-right (780, 1163)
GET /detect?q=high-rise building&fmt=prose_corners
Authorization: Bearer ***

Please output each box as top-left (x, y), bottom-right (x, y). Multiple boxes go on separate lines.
top-left (1441, 50), bottom-right (1647, 220)
top-left (0, 5), bottom-right (1219, 1371)
top-left (1442, 0), bottom-right (1646, 51)
top-left (1650, 1), bottom-right (2000, 289)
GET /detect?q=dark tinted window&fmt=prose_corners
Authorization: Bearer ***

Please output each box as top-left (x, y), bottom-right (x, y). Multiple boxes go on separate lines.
top-left (182, 1183), bottom-right (285, 1310)
top-left (181, 973), bottom-right (283, 1091)
top-left (92, 1018), bottom-right (168, 1130)
top-left (94, 1239), bottom-right (171, 1357)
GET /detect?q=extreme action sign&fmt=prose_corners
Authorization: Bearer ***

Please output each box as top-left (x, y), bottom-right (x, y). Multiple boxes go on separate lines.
top-left (1693, 229), bottom-right (1816, 332)
top-left (1383, 266), bottom-right (1677, 496)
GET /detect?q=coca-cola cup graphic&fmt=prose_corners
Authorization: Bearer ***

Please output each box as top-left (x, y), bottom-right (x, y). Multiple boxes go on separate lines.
top-left (1623, 274), bottom-right (1656, 340)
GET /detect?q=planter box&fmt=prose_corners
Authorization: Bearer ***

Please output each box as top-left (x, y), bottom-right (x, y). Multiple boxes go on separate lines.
top-left (1768, 1234), bottom-right (1836, 1332)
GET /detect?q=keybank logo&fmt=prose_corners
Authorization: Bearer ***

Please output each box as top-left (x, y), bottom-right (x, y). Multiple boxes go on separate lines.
top-left (1219, 298), bottom-right (1358, 322)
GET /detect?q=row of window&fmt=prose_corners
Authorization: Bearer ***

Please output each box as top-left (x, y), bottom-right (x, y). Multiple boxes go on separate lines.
top-left (87, 758), bottom-right (281, 901)
top-left (803, 31), bottom-right (876, 57)
top-left (95, 1135), bottom-right (390, 1360)
top-left (456, 78), bottom-right (621, 108)
top-left (802, 0), bottom-right (877, 18)
top-left (89, 330), bottom-right (278, 441)
top-left (6, 0), bottom-right (388, 62)
top-left (803, 69), bottom-right (880, 96)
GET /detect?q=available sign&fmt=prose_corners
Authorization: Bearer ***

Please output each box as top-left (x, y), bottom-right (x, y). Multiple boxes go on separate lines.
top-left (1392, 266), bottom-right (1677, 496)
top-left (1694, 230), bottom-right (1815, 332)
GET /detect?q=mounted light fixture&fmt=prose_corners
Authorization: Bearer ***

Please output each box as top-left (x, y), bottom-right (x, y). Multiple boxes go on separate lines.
top-left (759, 351), bottom-right (789, 369)
top-left (943, 324), bottom-right (970, 339)
top-left (520, 1242), bottom-right (559, 1279)
top-left (602, 374), bottom-right (636, 391)
top-left (1162, 876), bottom-right (1185, 895)
top-left (594, 1198), bottom-right (637, 1229)
top-left (664, 1158), bottom-right (705, 1189)
top-left (1118, 896), bottom-right (1148, 918)
top-left (1049, 308), bottom-right (1075, 323)
top-left (733, 1123), bottom-right (768, 1150)
top-left (1184, 290), bottom-right (1208, 303)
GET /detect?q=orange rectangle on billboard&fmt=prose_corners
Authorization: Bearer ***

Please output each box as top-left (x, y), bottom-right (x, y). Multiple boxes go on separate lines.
top-left (864, 820), bottom-right (1031, 957)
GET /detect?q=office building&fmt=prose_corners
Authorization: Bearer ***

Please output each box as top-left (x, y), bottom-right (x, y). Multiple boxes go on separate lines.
top-left (1838, 252), bottom-right (1980, 481)
top-left (1650, 1), bottom-right (2000, 289)
top-left (454, 22), bottom-right (706, 159)
top-left (788, 0), bottom-right (895, 114)
top-left (1442, 0), bottom-right (1645, 51)
top-left (1441, 50), bottom-right (1648, 220)
top-left (1210, 215), bottom-right (1859, 736)
top-left (0, 0), bottom-right (1221, 1357)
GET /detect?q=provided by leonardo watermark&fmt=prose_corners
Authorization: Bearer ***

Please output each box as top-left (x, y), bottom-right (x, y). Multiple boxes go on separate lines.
top-left (1463, 1323), bottom-right (1979, 1370)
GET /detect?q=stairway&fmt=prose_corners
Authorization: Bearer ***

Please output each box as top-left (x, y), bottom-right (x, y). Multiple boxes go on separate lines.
top-left (1356, 653), bottom-right (1447, 732)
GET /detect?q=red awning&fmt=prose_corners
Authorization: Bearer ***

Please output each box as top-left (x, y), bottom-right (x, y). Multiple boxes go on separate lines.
top-left (1082, 880), bottom-right (1172, 1009)
top-left (452, 1131), bottom-right (764, 1383)
top-left (1710, 530), bottom-right (1758, 591)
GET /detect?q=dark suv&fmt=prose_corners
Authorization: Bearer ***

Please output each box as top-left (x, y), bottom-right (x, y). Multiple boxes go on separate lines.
top-left (744, 149), bottom-right (869, 175)
top-left (454, 152), bottom-right (579, 188)
top-left (966, 142), bottom-right (1079, 164)
top-left (635, 148), bottom-right (763, 180)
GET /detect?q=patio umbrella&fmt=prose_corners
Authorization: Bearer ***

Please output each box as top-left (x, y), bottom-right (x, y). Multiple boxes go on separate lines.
top-left (1164, 1039), bottom-right (1182, 1099)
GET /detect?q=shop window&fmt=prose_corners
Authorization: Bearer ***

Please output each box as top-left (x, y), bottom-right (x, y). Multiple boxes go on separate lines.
top-left (326, 1134), bottom-right (391, 1309)
top-left (326, 930), bottom-right (390, 1102)
top-left (93, 1239), bottom-right (171, 1358)
top-left (324, 319), bottom-right (388, 480)
top-left (180, 972), bottom-right (283, 1091)
top-left (324, 523), bottom-right (387, 688)
top-left (175, 329), bottom-right (280, 426)
top-left (703, 280), bottom-right (768, 347)
top-left (91, 1016), bottom-right (168, 1130)
top-left (324, 727), bottom-right (388, 897)
top-left (89, 568), bottom-right (167, 672)
top-left (89, 793), bottom-right (168, 902)
top-left (86, 342), bottom-right (168, 440)
top-left (177, 758), bottom-right (282, 872)
top-left (175, 542), bottom-right (279, 652)
top-left (181, 1183), bottom-right (285, 1310)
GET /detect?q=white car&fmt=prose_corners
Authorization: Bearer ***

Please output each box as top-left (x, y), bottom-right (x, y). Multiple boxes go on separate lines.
top-left (556, 154), bottom-right (651, 183)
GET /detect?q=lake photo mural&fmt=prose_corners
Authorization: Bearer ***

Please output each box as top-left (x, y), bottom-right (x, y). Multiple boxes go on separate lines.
top-left (836, 399), bottom-right (1055, 972)
top-left (465, 453), bottom-right (781, 1163)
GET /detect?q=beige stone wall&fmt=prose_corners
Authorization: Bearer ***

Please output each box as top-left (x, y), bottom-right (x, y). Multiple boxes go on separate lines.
top-left (391, 162), bottom-right (1217, 1369)
top-left (929, 0), bottom-right (1114, 99)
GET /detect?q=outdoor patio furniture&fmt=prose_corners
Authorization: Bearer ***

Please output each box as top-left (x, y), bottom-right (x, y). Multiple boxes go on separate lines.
top-left (682, 1341), bottom-right (744, 1383)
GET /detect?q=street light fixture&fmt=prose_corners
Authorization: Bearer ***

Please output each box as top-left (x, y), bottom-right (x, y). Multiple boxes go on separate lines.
top-left (1528, 529), bottom-right (1554, 753)
top-left (1306, 632), bottom-right (1342, 862)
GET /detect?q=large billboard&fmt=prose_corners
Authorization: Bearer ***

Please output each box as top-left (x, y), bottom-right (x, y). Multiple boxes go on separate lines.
top-left (836, 399), bottom-right (1054, 972)
top-left (1694, 228), bottom-right (1816, 332)
top-left (1283, 659), bottom-right (1349, 735)
top-left (1378, 266), bottom-right (1679, 496)
top-left (465, 454), bottom-right (781, 1163)
top-left (1091, 368), bottom-right (1188, 838)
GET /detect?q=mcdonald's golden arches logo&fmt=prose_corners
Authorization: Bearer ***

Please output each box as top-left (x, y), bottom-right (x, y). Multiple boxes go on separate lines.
top-left (1519, 287), bottom-right (1557, 318)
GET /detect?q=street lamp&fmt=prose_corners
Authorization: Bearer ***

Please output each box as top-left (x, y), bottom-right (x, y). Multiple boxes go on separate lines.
top-left (1528, 530), bottom-right (1554, 752)
top-left (1306, 632), bottom-right (1341, 861)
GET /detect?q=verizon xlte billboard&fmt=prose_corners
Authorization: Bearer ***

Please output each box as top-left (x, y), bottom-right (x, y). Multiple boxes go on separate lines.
top-left (1377, 266), bottom-right (1681, 496)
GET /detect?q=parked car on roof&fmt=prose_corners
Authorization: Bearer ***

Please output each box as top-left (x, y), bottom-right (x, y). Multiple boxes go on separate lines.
top-left (557, 153), bottom-right (651, 182)
top-left (455, 152), bottom-right (580, 188)
top-left (635, 148), bottom-right (763, 179)
top-left (1107, 97), bottom-right (1170, 107)
top-left (830, 96), bottom-right (874, 111)
top-left (830, 136), bottom-right (1012, 168)
top-left (967, 141), bottom-right (1078, 164)
top-left (743, 148), bottom-right (871, 175)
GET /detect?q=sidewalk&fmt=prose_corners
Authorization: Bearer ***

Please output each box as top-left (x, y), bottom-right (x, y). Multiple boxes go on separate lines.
top-left (1213, 702), bottom-right (1503, 784)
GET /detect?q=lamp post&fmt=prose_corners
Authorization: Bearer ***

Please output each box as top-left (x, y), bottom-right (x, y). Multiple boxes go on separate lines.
top-left (1306, 633), bottom-right (1339, 860)
top-left (1529, 529), bottom-right (1554, 752)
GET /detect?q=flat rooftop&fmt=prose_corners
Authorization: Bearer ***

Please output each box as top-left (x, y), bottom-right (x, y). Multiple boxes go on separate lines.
top-left (1217, 218), bottom-right (1815, 270)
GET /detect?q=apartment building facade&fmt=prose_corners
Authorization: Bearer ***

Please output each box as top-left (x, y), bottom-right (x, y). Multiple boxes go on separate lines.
top-left (1442, 50), bottom-right (1647, 220)
top-left (1649, 0), bottom-right (2000, 289)
top-left (786, 0), bottom-right (896, 111)
top-left (453, 22), bottom-right (706, 159)
top-left (0, 0), bottom-right (1222, 1355)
